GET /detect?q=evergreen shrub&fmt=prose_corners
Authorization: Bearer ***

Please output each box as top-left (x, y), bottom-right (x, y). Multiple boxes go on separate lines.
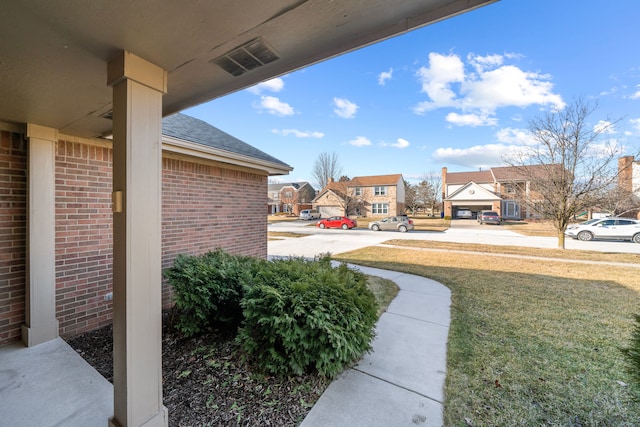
top-left (237, 255), bottom-right (377, 377)
top-left (164, 249), bottom-right (261, 336)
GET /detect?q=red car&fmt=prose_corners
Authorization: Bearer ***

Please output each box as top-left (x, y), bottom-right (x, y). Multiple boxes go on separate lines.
top-left (317, 216), bottom-right (357, 230)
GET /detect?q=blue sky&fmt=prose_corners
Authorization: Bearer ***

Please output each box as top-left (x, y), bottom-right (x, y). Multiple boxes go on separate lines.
top-left (184, 0), bottom-right (640, 188)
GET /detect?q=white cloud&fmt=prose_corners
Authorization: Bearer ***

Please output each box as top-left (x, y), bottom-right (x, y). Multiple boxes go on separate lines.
top-left (378, 68), bottom-right (393, 86)
top-left (468, 53), bottom-right (503, 73)
top-left (433, 143), bottom-right (516, 169)
top-left (414, 53), bottom-right (465, 113)
top-left (380, 137), bottom-right (410, 148)
top-left (594, 120), bottom-right (616, 135)
top-left (348, 136), bottom-right (371, 147)
top-left (629, 84), bottom-right (640, 99)
top-left (248, 77), bottom-right (285, 94)
top-left (630, 118), bottom-right (640, 133)
top-left (495, 127), bottom-right (536, 146)
top-left (392, 137), bottom-right (410, 148)
top-left (413, 52), bottom-right (565, 125)
top-left (446, 112), bottom-right (497, 127)
top-left (333, 97), bottom-right (359, 118)
top-left (272, 129), bottom-right (324, 138)
top-left (255, 96), bottom-right (295, 116)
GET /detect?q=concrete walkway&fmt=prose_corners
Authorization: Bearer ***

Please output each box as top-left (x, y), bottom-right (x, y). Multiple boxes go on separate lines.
top-left (300, 265), bottom-right (451, 427)
top-left (0, 337), bottom-right (113, 427)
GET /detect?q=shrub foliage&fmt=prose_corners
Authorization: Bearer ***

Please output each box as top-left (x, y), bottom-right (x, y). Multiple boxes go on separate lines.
top-left (164, 249), bottom-right (260, 336)
top-left (166, 251), bottom-right (378, 377)
top-left (238, 255), bottom-right (377, 377)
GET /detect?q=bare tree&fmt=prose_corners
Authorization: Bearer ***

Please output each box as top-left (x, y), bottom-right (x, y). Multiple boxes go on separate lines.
top-left (404, 180), bottom-right (420, 215)
top-left (331, 177), bottom-right (364, 216)
top-left (423, 171), bottom-right (442, 216)
top-left (504, 98), bottom-right (628, 249)
top-left (312, 152), bottom-right (343, 190)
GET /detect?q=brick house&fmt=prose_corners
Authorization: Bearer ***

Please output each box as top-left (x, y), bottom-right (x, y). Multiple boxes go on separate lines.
top-left (0, 113), bottom-right (291, 345)
top-left (312, 174), bottom-right (405, 217)
top-left (267, 182), bottom-right (316, 215)
top-left (442, 165), bottom-right (553, 220)
top-left (0, 2), bottom-right (494, 425)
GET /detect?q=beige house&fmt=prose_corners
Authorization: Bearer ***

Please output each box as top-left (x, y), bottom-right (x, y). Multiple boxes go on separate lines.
top-left (267, 182), bottom-right (316, 215)
top-left (442, 165), bottom-right (552, 220)
top-left (313, 174), bottom-right (406, 217)
top-left (0, 1), bottom-right (495, 426)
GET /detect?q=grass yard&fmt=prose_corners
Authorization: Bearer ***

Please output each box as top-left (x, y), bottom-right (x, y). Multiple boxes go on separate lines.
top-left (502, 220), bottom-right (560, 237)
top-left (267, 231), bottom-right (309, 240)
top-left (334, 245), bottom-right (640, 426)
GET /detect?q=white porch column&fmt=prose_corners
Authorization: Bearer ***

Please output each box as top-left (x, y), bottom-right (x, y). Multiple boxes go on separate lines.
top-left (22, 124), bottom-right (60, 346)
top-left (107, 51), bottom-right (168, 427)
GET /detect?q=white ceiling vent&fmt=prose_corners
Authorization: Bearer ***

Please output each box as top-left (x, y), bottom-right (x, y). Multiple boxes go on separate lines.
top-left (212, 38), bottom-right (279, 77)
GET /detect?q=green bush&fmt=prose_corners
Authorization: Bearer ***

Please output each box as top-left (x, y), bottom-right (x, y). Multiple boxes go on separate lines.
top-left (164, 249), bottom-right (262, 336)
top-left (237, 255), bottom-right (378, 377)
top-left (622, 313), bottom-right (640, 391)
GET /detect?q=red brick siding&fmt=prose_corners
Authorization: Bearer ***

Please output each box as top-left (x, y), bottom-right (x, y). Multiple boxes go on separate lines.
top-left (0, 131), bottom-right (27, 345)
top-left (55, 141), bottom-right (114, 338)
top-left (162, 157), bottom-right (268, 306)
top-left (1, 138), bottom-right (269, 343)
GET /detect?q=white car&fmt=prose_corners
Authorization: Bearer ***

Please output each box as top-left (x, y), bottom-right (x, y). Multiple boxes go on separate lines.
top-left (565, 217), bottom-right (640, 243)
top-left (299, 209), bottom-right (321, 220)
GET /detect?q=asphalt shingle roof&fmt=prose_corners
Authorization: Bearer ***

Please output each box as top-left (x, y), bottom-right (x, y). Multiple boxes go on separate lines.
top-left (162, 113), bottom-right (290, 168)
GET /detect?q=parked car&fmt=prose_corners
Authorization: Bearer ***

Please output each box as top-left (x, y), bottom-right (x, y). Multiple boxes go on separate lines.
top-left (456, 209), bottom-right (473, 219)
top-left (369, 216), bottom-right (414, 232)
top-left (317, 216), bottom-right (357, 230)
top-left (565, 217), bottom-right (640, 243)
top-left (477, 210), bottom-right (502, 225)
top-left (299, 209), bottom-right (321, 220)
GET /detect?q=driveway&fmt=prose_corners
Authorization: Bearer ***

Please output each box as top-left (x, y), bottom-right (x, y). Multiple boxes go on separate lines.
top-left (268, 220), bottom-right (640, 258)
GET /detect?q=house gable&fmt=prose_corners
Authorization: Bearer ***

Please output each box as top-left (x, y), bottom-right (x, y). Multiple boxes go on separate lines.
top-left (446, 182), bottom-right (500, 201)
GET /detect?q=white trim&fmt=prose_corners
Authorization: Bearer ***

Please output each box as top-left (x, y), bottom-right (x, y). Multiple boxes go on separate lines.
top-left (162, 135), bottom-right (292, 176)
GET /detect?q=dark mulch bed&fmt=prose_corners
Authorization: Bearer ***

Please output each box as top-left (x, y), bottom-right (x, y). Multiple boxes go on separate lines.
top-left (67, 316), bottom-right (330, 427)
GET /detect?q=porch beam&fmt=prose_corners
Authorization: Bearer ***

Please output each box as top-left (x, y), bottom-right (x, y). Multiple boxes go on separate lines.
top-left (22, 124), bottom-right (60, 346)
top-left (107, 51), bottom-right (168, 427)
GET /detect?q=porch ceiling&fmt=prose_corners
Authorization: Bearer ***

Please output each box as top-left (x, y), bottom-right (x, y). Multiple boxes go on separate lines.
top-left (0, 0), bottom-right (495, 138)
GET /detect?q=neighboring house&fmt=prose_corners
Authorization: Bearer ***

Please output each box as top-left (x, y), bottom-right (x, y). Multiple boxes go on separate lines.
top-left (267, 182), bottom-right (316, 215)
top-left (313, 174), bottom-right (405, 217)
top-left (0, 113), bottom-right (291, 345)
top-left (442, 165), bottom-right (552, 220)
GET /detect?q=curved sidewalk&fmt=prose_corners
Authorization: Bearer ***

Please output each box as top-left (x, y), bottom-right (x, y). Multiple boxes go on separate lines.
top-left (300, 265), bottom-right (451, 427)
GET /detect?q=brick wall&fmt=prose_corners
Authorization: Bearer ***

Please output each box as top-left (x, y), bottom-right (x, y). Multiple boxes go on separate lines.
top-left (1, 136), bottom-right (270, 345)
top-left (55, 140), bottom-right (114, 338)
top-left (0, 131), bottom-right (27, 345)
top-left (161, 156), bottom-right (268, 306)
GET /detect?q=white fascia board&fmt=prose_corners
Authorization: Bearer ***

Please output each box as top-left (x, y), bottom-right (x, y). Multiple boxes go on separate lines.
top-left (162, 135), bottom-right (292, 176)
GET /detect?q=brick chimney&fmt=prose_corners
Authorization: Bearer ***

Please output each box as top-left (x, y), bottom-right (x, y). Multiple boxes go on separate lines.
top-left (441, 167), bottom-right (447, 199)
top-left (619, 156), bottom-right (634, 192)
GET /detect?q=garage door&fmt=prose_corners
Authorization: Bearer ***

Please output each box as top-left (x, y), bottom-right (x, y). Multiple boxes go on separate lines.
top-left (318, 206), bottom-right (342, 217)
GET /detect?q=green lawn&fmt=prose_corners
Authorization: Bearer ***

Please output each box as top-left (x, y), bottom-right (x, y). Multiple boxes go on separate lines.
top-left (335, 245), bottom-right (640, 426)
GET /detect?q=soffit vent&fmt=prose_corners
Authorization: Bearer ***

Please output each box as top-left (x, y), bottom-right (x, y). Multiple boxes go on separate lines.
top-left (211, 38), bottom-right (279, 77)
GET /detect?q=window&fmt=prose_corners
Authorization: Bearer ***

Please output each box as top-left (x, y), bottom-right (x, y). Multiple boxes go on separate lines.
top-left (374, 186), bottom-right (387, 196)
top-left (372, 203), bottom-right (389, 214)
top-left (354, 187), bottom-right (362, 196)
top-left (505, 184), bottom-right (515, 194)
top-left (283, 191), bottom-right (293, 199)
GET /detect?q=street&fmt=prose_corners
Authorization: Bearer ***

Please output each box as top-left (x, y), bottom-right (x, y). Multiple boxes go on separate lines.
top-left (268, 220), bottom-right (640, 258)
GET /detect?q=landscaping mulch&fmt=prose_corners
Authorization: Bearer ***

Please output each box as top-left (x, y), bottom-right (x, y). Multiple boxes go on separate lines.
top-left (67, 317), bottom-right (330, 427)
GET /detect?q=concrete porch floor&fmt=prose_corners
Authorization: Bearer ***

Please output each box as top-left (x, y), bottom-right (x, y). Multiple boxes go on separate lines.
top-left (0, 337), bottom-right (113, 427)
